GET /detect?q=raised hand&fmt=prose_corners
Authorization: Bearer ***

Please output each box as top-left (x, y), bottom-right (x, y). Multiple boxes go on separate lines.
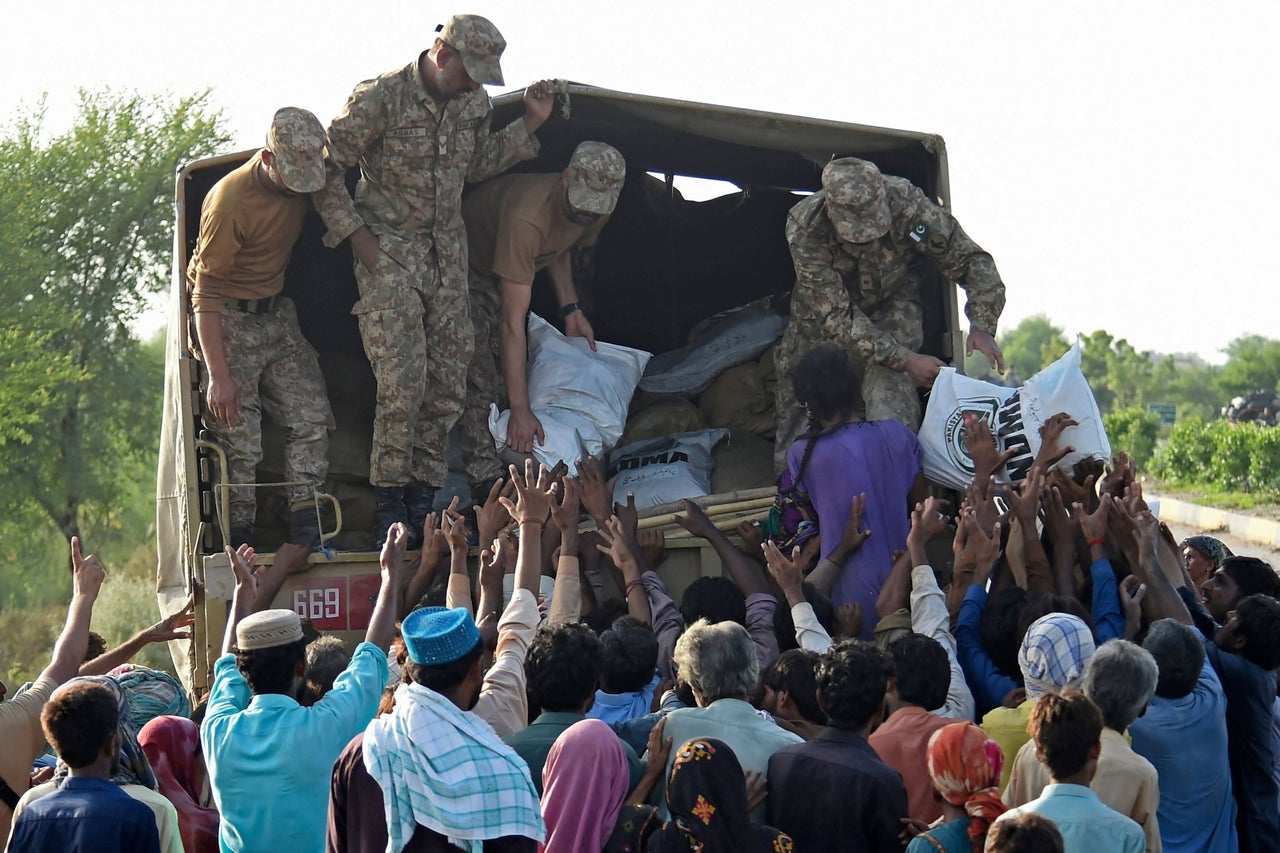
top-left (499, 460), bottom-right (556, 527)
top-left (70, 536), bottom-right (106, 600)
top-left (1072, 493), bottom-right (1111, 544)
top-left (594, 515), bottom-right (637, 571)
top-left (736, 520), bottom-right (763, 556)
top-left (836, 602), bottom-right (863, 639)
top-left (419, 511), bottom-right (446, 572)
top-left (1119, 575), bottom-right (1146, 640)
top-left (145, 595), bottom-right (195, 643)
top-left (907, 496), bottom-right (952, 553)
top-left (613, 491), bottom-right (639, 542)
top-left (226, 543), bottom-right (261, 594)
top-left (576, 456), bottom-right (613, 525)
top-left (1034, 412), bottom-right (1078, 470)
top-left (548, 476), bottom-right (582, 537)
top-left (674, 498), bottom-right (718, 541)
top-left (961, 414), bottom-right (1016, 484)
top-left (761, 540), bottom-right (805, 600)
top-left (1005, 466), bottom-right (1045, 525)
top-left (836, 492), bottom-right (872, 555)
top-left (379, 522), bottom-right (410, 575)
top-left (636, 528), bottom-right (666, 568)
top-left (441, 497), bottom-right (469, 552)
top-left (965, 475), bottom-right (1003, 537)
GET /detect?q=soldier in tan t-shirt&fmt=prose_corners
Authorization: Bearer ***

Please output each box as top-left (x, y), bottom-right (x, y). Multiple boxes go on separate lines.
top-left (458, 141), bottom-right (626, 489)
top-left (187, 107), bottom-right (334, 548)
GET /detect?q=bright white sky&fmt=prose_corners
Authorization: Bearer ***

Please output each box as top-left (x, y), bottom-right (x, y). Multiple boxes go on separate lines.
top-left (3, 0), bottom-right (1276, 364)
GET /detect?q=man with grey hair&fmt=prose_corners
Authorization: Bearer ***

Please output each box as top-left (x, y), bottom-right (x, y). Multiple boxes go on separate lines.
top-left (650, 619), bottom-right (802, 820)
top-left (1004, 639), bottom-right (1162, 851)
top-left (1130, 619), bottom-right (1237, 852)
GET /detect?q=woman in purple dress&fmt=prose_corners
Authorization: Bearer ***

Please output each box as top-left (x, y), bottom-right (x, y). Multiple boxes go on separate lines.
top-left (784, 346), bottom-right (927, 638)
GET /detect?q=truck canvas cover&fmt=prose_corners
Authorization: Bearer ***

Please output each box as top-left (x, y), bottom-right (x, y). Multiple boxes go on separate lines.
top-left (156, 84), bottom-right (957, 689)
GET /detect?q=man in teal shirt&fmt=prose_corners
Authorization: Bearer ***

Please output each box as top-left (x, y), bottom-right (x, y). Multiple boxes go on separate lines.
top-left (202, 528), bottom-right (409, 852)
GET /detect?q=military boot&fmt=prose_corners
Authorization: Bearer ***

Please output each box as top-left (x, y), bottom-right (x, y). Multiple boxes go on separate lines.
top-left (290, 505), bottom-right (323, 551)
top-left (371, 486), bottom-right (407, 550)
top-left (404, 484), bottom-right (437, 551)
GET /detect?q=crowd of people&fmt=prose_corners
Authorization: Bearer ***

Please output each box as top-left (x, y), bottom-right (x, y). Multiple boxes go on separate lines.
top-left (6, 377), bottom-right (1280, 852)
top-left (5, 10), bottom-right (1280, 853)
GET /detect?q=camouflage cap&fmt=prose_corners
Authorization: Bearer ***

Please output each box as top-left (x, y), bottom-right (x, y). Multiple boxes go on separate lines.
top-left (265, 107), bottom-right (327, 193)
top-left (822, 157), bottom-right (892, 243)
top-left (566, 141), bottom-right (626, 215)
top-left (436, 14), bottom-right (506, 86)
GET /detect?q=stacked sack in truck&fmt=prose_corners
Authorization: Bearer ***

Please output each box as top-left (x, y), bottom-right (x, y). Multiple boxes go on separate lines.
top-left (612, 298), bottom-right (787, 509)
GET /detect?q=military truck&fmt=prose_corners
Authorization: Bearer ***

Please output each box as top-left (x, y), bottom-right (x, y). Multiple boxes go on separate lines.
top-left (156, 84), bottom-right (964, 693)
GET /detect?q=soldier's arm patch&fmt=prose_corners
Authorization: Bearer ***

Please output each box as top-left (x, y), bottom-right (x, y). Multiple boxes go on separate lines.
top-left (926, 231), bottom-right (951, 256)
top-left (909, 222), bottom-right (929, 243)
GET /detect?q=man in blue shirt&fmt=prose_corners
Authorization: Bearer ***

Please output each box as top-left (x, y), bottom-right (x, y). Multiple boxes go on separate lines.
top-left (1130, 618), bottom-right (1237, 852)
top-left (990, 690), bottom-right (1144, 853)
top-left (8, 680), bottom-right (160, 853)
top-left (201, 527), bottom-right (408, 853)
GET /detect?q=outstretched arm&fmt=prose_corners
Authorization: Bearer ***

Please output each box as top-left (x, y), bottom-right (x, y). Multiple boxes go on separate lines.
top-left (81, 595), bottom-right (195, 676)
top-left (46, 538), bottom-right (105, 684)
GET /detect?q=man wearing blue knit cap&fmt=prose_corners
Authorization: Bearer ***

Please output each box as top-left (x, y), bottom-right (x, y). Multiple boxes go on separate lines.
top-left (327, 605), bottom-right (544, 852)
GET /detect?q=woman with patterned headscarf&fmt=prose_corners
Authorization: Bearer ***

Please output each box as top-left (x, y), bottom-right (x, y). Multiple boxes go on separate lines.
top-left (139, 716), bottom-right (220, 853)
top-left (605, 737), bottom-right (792, 853)
top-left (10, 675), bottom-right (184, 852)
top-left (908, 722), bottom-right (1007, 853)
top-left (1180, 535), bottom-right (1229, 588)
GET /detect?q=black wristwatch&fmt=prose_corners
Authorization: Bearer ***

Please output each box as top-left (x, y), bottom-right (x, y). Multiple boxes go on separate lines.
top-left (559, 302), bottom-right (581, 319)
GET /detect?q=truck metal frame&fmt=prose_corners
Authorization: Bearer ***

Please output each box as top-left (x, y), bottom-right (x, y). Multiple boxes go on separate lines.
top-left (156, 84), bottom-right (958, 694)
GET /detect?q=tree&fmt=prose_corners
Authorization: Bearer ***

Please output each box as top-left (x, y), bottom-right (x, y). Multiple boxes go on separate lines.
top-left (1078, 330), bottom-right (1175, 414)
top-left (1215, 334), bottom-right (1280, 400)
top-left (996, 314), bottom-right (1070, 383)
top-left (0, 90), bottom-right (229, 548)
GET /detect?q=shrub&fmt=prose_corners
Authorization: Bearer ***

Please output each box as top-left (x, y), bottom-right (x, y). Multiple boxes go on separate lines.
top-left (1153, 420), bottom-right (1280, 496)
top-left (1103, 407), bottom-right (1162, 471)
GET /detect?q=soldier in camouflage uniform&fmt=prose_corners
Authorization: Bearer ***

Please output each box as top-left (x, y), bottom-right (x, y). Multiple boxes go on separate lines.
top-left (773, 157), bottom-right (1007, 470)
top-left (313, 14), bottom-right (557, 547)
top-left (188, 107), bottom-right (335, 548)
top-left (458, 141), bottom-right (626, 489)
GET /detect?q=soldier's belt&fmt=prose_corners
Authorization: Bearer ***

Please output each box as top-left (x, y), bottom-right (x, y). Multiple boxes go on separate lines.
top-left (223, 296), bottom-right (277, 314)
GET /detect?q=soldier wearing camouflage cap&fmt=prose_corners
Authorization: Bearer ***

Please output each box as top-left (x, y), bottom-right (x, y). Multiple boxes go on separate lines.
top-left (314, 14), bottom-right (560, 549)
top-left (772, 156), bottom-right (1007, 470)
top-left (187, 106), bottom-right (335, 549)
top-left (458, 141), bottom-right (626, 488)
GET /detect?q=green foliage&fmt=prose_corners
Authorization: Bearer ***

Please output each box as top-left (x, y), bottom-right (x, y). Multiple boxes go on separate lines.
top-left (0, 90), bottom-right (228, 560)
top-left (997, 314), bottom-right (1070, 383)
top-left (1152, 419), bottom-right (1280, 496)
top-left (1216, 335), bottom-right (1280, 399)
top-left (0, 603), bottom-right (64, 688)
top-left (1102, 407), bottom-right (1161, 470)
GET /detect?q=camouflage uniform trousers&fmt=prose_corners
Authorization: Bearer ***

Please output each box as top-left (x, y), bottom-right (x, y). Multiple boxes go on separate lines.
top-left (773, 279), bottom-right (924, 472)
top-left (354, 233), bottom-right (473, 488)
top-left (457, 270), bottom-right (506, 484)
top-left (199, 297), bottom-right (333, 527)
